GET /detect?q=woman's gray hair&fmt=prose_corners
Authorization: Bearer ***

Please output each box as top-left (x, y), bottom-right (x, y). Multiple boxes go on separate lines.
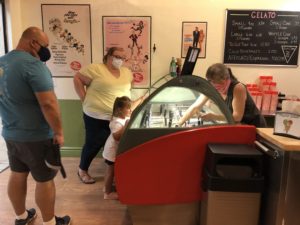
top-left (205, 63), bottom-right (237, 81)
top-left (103, 47), bottom-right (123, 64)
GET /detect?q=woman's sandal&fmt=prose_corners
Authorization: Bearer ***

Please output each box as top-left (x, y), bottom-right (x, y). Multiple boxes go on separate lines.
top-left (77, 171), bottom-right (96, 184)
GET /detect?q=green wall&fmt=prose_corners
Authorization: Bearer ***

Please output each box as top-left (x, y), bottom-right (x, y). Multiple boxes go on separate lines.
top-left (59, 100), bottom-right (84, 156)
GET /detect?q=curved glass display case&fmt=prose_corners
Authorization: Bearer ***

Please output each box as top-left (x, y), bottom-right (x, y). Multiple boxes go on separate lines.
top-left (131, 86), bottom-right (226, 129)
top-left (118, 75), bottom-right (235, 154)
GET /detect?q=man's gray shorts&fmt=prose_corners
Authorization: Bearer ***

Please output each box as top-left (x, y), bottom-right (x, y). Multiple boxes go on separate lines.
top-left (6, 139), bottom-right (58, 182)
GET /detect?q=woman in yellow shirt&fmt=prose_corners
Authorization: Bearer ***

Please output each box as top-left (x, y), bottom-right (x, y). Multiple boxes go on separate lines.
top-left (73, 47), bottom-right (144, 184)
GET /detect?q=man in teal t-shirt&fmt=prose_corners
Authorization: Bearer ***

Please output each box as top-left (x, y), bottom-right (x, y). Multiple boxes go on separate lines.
top-left (0, 27), bottom-right (71, 225)
top-left (0, 49), bottom-right (53, 141)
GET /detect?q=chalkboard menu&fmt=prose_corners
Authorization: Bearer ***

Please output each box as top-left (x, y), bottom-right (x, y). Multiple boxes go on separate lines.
top-left (224, 9), bottom-right (300, 66)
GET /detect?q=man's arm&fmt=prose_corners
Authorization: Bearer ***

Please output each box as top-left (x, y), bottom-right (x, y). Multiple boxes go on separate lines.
top-left (35, 91), bottom-right (64, 146)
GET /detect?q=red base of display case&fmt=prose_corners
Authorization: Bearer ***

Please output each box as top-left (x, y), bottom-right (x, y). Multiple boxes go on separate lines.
top-left (115, 125), bottom-right (256, 205)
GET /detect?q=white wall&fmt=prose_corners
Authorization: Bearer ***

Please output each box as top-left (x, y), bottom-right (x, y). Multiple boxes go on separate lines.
top-left (5, 0), bottom-right (300, 98)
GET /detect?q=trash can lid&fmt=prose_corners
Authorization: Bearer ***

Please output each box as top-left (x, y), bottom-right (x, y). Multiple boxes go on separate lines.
top-left (207, 144), bottom-right (263, 156)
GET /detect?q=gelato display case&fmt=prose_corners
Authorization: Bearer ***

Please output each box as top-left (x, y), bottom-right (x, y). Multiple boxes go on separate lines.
top-left (132, 86), bottom-right (225, 129)
top-left (115, 75), bottom-right (258, 225)
top-left (118, 75), bottom-right (235, 154)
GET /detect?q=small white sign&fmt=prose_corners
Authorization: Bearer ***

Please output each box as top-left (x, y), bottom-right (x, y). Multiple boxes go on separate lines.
top-left (274, 112), bottom-right (300, 139)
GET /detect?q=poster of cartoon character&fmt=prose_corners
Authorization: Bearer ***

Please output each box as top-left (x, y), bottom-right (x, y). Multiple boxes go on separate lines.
top-left (41, 4), bottom-right (92, 77)
top-left (103, 16), bottom-right (151, 88)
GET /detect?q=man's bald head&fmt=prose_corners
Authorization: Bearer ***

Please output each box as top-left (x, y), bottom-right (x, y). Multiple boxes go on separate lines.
top-left (21, 27), bottom-right (48, 44)
top-left (16, 26), bottom-right (49, 59)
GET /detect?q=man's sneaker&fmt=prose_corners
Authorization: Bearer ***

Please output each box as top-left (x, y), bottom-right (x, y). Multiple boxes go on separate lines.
top-left (55, 215), bottom-right (71, 225)
top-left (15, 208), bottom-right (37, 225)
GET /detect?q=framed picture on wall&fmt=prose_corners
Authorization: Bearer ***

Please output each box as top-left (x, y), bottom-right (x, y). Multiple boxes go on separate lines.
top-left (102, 16), bottom-right (151, 88)
top-left (181, 22), bottom-right (207, 58)
top-left (41, 4), bottom-right (92, 77)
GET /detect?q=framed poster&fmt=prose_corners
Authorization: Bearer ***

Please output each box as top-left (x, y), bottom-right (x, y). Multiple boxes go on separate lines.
top-left (1, 1), bottom-right (8, 56)
top-left (41, 4), bottom-right (92, 77)
top-left (103, 16), bottom-right (151, 88)
top-left (181, 22), bottom-right (207, 58)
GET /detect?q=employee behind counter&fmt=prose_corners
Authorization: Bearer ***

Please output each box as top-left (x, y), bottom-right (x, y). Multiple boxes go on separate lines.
top-left (178, 63), bottom-right (267, 128)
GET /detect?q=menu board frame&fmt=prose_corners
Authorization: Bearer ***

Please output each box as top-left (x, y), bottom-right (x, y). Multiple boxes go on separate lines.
top-left (223, 9), bottom-right (300, 67)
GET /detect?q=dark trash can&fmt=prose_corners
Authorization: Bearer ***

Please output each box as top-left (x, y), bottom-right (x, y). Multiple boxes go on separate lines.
top-left (200, 144), bottom-right (264, 225)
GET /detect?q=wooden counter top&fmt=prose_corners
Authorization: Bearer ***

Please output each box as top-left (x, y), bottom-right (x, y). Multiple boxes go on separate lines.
top-left (257, 128), bottom-right (300, 151)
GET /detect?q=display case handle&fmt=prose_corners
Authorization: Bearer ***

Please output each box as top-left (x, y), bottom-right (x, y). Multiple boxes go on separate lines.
top-left (254, 140), bottom-right (279, 159)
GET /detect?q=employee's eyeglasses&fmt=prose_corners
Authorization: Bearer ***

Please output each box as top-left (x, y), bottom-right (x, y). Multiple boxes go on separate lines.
top-left (207, 78), bottom-right (225, 85)
top-left (112, 55), bottom-right (125, 60)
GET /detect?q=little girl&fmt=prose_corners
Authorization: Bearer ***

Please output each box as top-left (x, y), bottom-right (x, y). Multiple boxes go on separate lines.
top-left (102, 96), bottom-right (132, 200)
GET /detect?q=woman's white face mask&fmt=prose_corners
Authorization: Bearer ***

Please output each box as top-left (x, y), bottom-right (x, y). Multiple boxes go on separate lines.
top-left (112, 57), bottom-right (123, 69)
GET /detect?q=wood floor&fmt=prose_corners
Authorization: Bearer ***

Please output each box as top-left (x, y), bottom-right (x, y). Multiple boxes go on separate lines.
top-left (0, 157), bottom-right (128, 225)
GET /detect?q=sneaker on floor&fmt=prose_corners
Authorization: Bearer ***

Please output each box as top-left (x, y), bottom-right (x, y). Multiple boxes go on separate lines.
top-left (104, 192), bottom-right (119, 200)
top-left (55, 215), bottom-right (71, 225)
top-left (15, 208), bottom-right (37, 225)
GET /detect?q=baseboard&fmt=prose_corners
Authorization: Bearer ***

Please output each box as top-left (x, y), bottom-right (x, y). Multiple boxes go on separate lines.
top-left (61, 147), bottom-right (82, 157)
top-left (61, 146), bottom-right (103, 157)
